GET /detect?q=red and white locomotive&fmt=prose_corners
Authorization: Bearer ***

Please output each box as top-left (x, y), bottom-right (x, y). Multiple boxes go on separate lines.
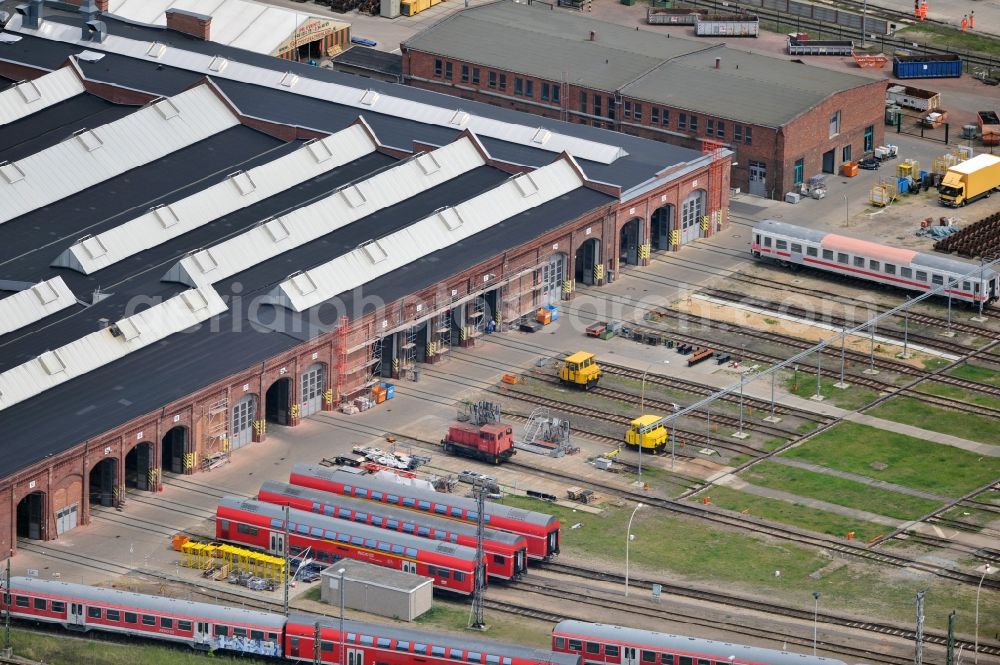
top-left (289, 464), bottom-right (560, 561)
top-left (752, 220), bottom-right (999, 306)
top-left (216, 497), bottom-right (480, 594)
top-left (257, 480), bottom-right (528, 580)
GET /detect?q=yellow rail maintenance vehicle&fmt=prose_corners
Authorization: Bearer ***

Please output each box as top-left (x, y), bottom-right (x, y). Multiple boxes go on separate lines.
top-left (559, 351), bottom-right (601, 390)
top-left (625, 415), bottom-right (668, 452)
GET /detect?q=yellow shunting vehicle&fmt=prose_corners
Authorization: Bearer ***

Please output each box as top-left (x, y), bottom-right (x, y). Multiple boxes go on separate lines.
top-left (559, 351), bottom-right (601, 390)
top-left (625, 415), bottom-right (668, 451)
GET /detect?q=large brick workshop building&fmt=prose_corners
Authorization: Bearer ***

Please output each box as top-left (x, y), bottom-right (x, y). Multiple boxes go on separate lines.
top-left (0, 5), bottom-right (729, 554)
top-left (401, 1), bottom-right (887, 200)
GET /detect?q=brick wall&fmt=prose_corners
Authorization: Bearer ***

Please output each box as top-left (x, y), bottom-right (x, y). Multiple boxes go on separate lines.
top-left (166, 9), bottom-right (211, 41)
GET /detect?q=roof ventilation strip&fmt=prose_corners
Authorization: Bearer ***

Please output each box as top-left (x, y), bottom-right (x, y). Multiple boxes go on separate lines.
top-left (15, 80), bottom-right (41, 104)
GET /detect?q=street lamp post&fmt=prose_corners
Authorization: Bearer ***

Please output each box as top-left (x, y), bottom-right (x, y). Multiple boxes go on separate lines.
top-left (338, 567), bottom-right (347, 665)
top-left (639, 365), bottom-right (651, 481)
top-left (974, 563), bottom-right (995, 664)
top-left (841, 193), bottom-right (849, 228)
top-left (625, 503), bottom-right (643, 597)
top-left (812, 591), bottom-right (821, 655)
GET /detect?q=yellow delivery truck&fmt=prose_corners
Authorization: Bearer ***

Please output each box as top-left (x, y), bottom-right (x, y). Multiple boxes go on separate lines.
top-left (939, 154), bottom-right (1000, 207)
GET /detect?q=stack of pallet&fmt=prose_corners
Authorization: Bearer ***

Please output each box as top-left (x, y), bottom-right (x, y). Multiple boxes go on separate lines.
top-left (935, 211), bottom-right (1000, 258)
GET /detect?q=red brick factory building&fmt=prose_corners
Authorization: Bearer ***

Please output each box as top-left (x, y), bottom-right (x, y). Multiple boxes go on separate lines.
top-left (401, 1), bottom-right (887, 199)
top-left (0, 5), bottom-right (729, 553)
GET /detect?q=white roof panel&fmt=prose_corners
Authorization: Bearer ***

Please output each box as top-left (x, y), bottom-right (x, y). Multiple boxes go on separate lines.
top-left (0, 83), bottom-right (239, 225)
top-left (229, 6), bottom-right (305, 55)
top-left (0, 286), bottom-right (226, 412)
top-left (0, 277), bottom-right (77, 336)
top-left (54, 123), bottom-right (378, 275)
top-left (271, 157), bottom-right (583, 312)
top-left (0, 66), bottom-right (86, 126)
top-left (11, 18), bottom-right (625, 164)
top-left (165, 135), bottom-right (487, 288)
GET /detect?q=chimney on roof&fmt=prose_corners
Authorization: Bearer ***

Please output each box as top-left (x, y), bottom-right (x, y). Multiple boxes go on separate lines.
top-left (589, 30), bottom-right (596, 41)
top-left (166, 8), bottom-right (212, 41)
top-left (80, 0), bottom-right (107, 42)
top-left (14, 0), bottom-right (44, 30)
top-left (715, 57), bottom-right (721, 69)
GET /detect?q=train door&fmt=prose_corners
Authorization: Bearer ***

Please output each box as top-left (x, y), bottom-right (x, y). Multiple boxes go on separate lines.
top-left (269, 532), bottom-right (285, 556)
top-left (68, 603), bottom-right (85, 629)
top-left (402, 561), bottom-right (417, 574)
top-left (516, 550), bottom-right (525, 576)
top-left (194, 622), bottom-right (211, 649)
top-left (348, 648), bottom-right (364, 665)
top-left (548, 529), bottom-right (559, 556)
top-left (290, 637), bottom-right (300, 659)
top-left (623, 647), bottom-right (638, 665)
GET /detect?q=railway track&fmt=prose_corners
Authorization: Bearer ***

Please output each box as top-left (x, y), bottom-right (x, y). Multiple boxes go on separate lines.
top-left (532, 561), bottom-right (1000, 659)
top-left (701, 289), bottom-right (1000, 365)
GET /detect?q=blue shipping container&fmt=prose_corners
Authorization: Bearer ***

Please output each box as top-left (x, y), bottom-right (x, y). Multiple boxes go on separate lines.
top-left (893, 55), bottom-right (962, 79)
top-left (544, 305), bottom-right (559, 321)
top-left (380, 383), bottom-right (395, 399)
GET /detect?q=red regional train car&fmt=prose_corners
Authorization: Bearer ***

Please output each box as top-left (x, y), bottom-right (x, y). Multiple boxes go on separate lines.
top-left (216, 497), bottom-right (480, 594)
top-left (258, 480), bottom-right (527, 580)
top-left (289, 464), bottom-right (559, 560)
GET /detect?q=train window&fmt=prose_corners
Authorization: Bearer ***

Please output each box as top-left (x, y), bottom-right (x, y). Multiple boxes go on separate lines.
top-left (414, 643), bottom-right (428, 654)
top-left (351, 536), bottom-right (364, 545)
top-left (439, 570), bottom-right (451, 580)
top-left (586, 642), bottom-right (601, 654)
top-left (311, 527), bottom-right (323, 537)
top-left (234, 628), bottom-right (248, 638)
top-left (323, 641), bottom-right (335, 652)
top-left (391, 544), bottom-right (405, 555)
top-left (698, 660), bottom-right (710, 665)
top-left (216, 625), bottom-right (229, 637)
top-left (33, 598), bottom-right (46, 611)
top-left (246, 629), bottom-right (261, 641)
top-left (365, 539), bottom-right (377, 548)
top-left (853, 257), bottom-right (864, 267)
top-left (661, 654), bottom-right (674, 665)
top-left (822, 249), bottom-right (833, 260)
top-left (763, 236), bottom-right (772, 247)
top-left (178, 620), bottom-right (192, 631)
top-left (355, 489), bottom-right (369, 498)
top-left (372, 517), bottom-right (384, 528)
top-left (449, 534), bottom-right (459, 544)
top-left (568, 640), bottom-right (582, 651)
top-left (51, 601), bottom-right (65, 613)
top-left (554, 637), bottom-right (566, 649)
top-left (270, 518), bottom-right (282, 529)
top-left (237, 524), bottom-right (259, 536)
top-left (161, 618), bottom-right (173, 629)
top-left (403, 523), bottom-right (416, 533)
top-left (448, 648), bottom-right (464, 660)
top-left (14, 596), bottom-right (28, 608)
top-left (125, 612), bottom-right (137, 624)
top-left (503, 659), bottom-right (512, 665)
top-left (406, 548), bottom-right (418, 557)
top-left (387, 495), bottom-right (399, 503)
top-left (754, 234), bottom-right (760, 245)
top-left (837, 253), bottom-right (848, 264)
top-left (372, 492), bottom-right (383, 500)
top-left (467, 651), bottom-right (482, 662)
top-left (377, 638), bottom-right (392, 648)
top-left (344, 486), bottom-right (353, 494)
top-left (106, 609), bottom-right (120, 622)
top-left (963, 281), bottom-right (971, 291)
top-left (433, 646), bottom-right (447, 657)
top-left (451, 507), bottom-right (463, 517)
top-left (355, 512), bottom-right (368, 522)
top-left (88, 607), bottom-right (103, 619)
top-left (469, 512), bottom-right (479, 521)
top-left (297, 524), bottom-right (309, 535)
top-left (487, 656), bottom-right (501, 665)
top-left (347, 633), bottom-right (357, 642)
top-left (418, 527), bottom-right (431, 537)
top-left (807, 246), bottom-right (818, 257)
top-left (643, 651), bottom-right (657, 662)
top-left (395, 640), bottom-right (410, 652)
top-left (902, 267), bottom-right (913, 278)
top-left (679, 657), bottom-right (693, 665)
top-left (885, 264), bottom-right (896, 275)
top-left (916, 270), bottom-right (927, 282)
top-left (377, 542), bottom-right (391, 552)
top-left (454, 571), bottom-right (465, 581)
top-left (791, 243), bottom-right (802, 254)
top-left (142, 615), bottom-right (156, 626)
top-left (418, 501), bottom-right (431, 510)
top-left (386, 519), bottom-right (399, 529)
top-left (606, 645), bottom-right (619, 658)
top-left (869, 260), bottom-right (880, 271)
top-left (403, 498), bottom-right (415, 507)
top-left (932, 275), bottom-right (944, 285)
top-left (493, 554), bottom-right (505, 564)
top-left (776, 239), bottom-right (787, 250)
top-left (337, 533), bottom-right (350, 543)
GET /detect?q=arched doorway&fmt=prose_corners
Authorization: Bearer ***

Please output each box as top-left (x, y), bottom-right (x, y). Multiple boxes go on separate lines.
top-left (88, 458), bottom-right (118, 507)
top-left (16, 491), bottom-right (45, 540)
top-left (124, 442), bottom-right (154, 491)
top-left (619, 217), bottom-right (642, 266)
top-left (680, 189), bottom-right (706, 245)
top-left (300, 364), bottom-right (327, 418)
top-left (651, 205), bottom-right (674, 251)
top-left (161, 426), bottom-right (188, 475)
top-left (266, 378), bottom-right (292, 426)
top-left (574, 238), bottom-right (601, 286)
top-left (541, 253), bottom-right (567, 305)
top-left (231, 394), bottom-right (257, 449)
